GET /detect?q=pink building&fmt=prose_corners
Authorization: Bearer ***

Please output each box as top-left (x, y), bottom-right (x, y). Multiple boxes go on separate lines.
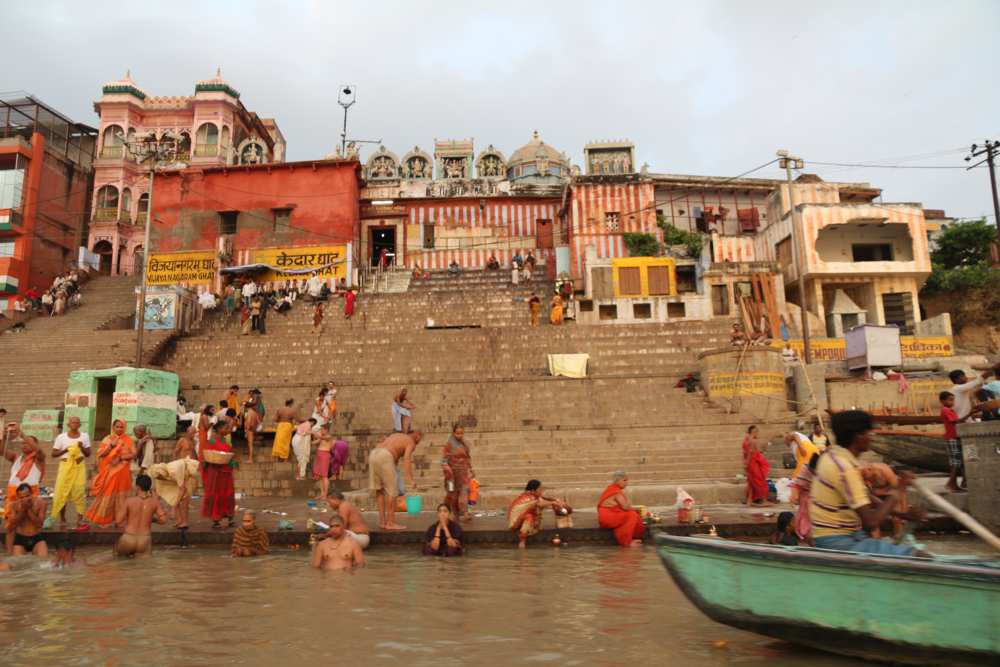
top-left (88, 71), bottom-right (286, 275)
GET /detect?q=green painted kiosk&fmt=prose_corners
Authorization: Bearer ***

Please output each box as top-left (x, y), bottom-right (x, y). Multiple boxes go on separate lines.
top-left (64, 367), bottom-right (179, 442)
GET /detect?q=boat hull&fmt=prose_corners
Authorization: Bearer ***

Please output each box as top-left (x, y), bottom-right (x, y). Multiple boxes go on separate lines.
top-left (869, 431), bottom-right (950, 472)
top-left (656, 534), bottom-right (1000, 666)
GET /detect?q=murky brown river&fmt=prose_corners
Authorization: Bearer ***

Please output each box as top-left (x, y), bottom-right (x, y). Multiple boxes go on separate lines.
top-left (0, 539), bottom-right (988, 666)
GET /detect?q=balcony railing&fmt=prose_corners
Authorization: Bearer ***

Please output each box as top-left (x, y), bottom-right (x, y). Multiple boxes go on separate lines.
top-left (99, 146), bottom-right (124, 159)
top-left (194, 144), bottom-right (218, 157)
top-left (93, 207), bottom-right (119, 222)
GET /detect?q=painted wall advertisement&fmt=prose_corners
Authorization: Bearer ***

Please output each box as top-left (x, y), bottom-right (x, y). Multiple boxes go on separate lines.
top-left (146, 251), bottom-right (217, 285)
top-left (252, 245), bottom-right (348, 282)
top-left (773, 336), bottom-right (952, 361)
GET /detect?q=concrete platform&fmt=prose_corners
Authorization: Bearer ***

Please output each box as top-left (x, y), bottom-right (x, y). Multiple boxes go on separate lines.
top-left (11, 496), bottom-right (961, 549)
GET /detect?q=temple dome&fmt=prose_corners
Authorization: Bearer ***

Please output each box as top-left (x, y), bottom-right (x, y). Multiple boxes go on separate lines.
top-left (101, 70), bottom-right (147, 100)
top-left (507, 131), bottom-right (569, 181)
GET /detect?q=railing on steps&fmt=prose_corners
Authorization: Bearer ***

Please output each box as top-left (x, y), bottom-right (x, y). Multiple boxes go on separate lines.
top-left (360, 263), bottom-right (410, 295)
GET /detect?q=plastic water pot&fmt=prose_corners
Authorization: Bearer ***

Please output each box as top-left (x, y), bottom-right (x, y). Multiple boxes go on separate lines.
top-left (405, 495), bottom-right (423, 514)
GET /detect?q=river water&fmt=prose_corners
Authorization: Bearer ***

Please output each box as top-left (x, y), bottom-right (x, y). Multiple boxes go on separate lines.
top-left (3, 538), bottom-right (989, 667)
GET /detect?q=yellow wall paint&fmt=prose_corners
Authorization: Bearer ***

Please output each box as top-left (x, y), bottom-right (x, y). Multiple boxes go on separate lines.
top-left (611, 257), bottom-right (676, 297)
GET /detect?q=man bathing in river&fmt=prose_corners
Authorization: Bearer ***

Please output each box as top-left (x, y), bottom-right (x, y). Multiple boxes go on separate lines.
top-left (114, 474), bottom-right (166, 558)
top-left (231, 510), bottom-right (269, 557)
top-left (327, 490), bottom-right (370, 549)
top-left (810, 410), bottom-right (928, 556)
top-left (8, 482), bottom-right (48, 557)
top-left (311, 515), bottom-right (364, 571)
top-left (368, 430), bottom-right (420, 530)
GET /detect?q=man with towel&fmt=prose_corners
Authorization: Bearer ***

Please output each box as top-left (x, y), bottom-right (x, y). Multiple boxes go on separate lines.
top-left (271, 398), bottom-right (297, 462)
top-left (148, 456), bottom-right (199, 530)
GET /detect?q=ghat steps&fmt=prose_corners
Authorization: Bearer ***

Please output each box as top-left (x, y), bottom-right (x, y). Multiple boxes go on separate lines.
top-left (0, 276), bottom-right (171, 421)
top-left (157, 268), bottom-right (796, 498)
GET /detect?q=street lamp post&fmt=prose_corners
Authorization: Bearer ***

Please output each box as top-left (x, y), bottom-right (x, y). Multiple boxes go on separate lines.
top-left (124, 132), bottom-right (181, 368)
top-left (777, 150), bottom-right (812, 364)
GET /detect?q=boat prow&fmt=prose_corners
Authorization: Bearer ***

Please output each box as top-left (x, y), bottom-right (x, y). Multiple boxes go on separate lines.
top-left (655, 533), bottom-right (1000, 666)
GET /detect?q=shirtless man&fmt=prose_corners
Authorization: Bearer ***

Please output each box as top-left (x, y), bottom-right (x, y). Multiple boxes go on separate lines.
top-left (311, 515), bottom-right (364, 571)
top-left (8, 483), bottom-right (48, 557)
top-left (368, 431), bottom-right (421, 530)
top-left (174, 425), bottom-right (196, 459)
top-left (114, 474), bottom-right (166, 558)
top-left (327, 490), bottom-right (370, 549)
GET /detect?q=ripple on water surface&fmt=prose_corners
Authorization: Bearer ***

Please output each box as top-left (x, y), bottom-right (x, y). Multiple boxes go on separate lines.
top-left (0, 545), bottom-right (873, 666)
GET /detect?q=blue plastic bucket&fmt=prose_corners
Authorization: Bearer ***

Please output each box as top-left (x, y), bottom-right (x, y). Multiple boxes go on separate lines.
top-left (405, 494), bottom-right (423, 514)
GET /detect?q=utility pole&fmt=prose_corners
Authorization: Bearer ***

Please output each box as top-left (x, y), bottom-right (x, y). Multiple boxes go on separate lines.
top-left (777, 150), bottom-right (811, 364)
top-left (966, 140), bottom-right (1000, 253)
top-left (125, 132), bottom-right (182, 368)
top-left (337, 85), bottom-right (356, 156)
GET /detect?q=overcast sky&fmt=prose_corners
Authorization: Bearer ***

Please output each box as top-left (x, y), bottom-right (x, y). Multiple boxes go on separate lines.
top-left (7, 0), bottom-right (999, 219)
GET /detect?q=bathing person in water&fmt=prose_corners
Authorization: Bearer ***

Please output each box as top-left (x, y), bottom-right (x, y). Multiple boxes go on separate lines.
top-left (114, 474), bottom-right (165, 558)
top-left (311, 515), bottom-right (364, 571)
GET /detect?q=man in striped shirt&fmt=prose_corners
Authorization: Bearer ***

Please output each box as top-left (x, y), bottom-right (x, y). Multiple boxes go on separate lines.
top-left (810, 410), bottom-right (926, 556)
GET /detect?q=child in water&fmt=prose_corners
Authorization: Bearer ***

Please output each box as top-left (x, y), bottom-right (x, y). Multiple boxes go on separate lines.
top-left (769, 511), bottom-right (799, 546)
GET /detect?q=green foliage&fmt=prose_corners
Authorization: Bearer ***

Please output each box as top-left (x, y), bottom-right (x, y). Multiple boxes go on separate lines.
top-left (657, 214), bottom-right (704, 258)
top-left (920, 219), bottom-right (1000, 328)
top-left (931, 218), bottom-right (994, 267)
top-left (622, 232), bottom-right (661, 257)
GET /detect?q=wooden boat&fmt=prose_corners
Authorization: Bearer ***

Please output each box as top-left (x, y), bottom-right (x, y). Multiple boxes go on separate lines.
top-left (656, 534), bottom-right (1000, 666)
top-left (869, 430), bottom-right (949, 472)
top-left (826, 408), bottom-right (941, 427)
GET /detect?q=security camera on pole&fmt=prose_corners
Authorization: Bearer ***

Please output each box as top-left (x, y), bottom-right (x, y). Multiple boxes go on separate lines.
top-left (777, 150), bottom-right (812, 364)
top-left (123, 131), bottom-right (185, 368)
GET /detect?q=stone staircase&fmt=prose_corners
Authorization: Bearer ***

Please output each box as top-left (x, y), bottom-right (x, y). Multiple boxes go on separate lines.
top-left (0, 276), bottom-right (171, 421)
top-left (158, 268), bottom-right (797, 502)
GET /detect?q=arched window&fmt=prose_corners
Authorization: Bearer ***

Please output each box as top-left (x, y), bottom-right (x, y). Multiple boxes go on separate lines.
top-left (195, 123), bottom-right (218, 156)
top-left (137, 192), bottom-right (150, 223)
top-left (101, 125), bottom-right (124, 158)
top-left (95, 185), bottom-right (119, 221)
top-left (121, 188), bottom-right (132, 222)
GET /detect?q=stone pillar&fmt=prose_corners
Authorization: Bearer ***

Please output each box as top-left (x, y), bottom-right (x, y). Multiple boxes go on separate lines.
top-left (955, 421), bottom-right (1000, 533)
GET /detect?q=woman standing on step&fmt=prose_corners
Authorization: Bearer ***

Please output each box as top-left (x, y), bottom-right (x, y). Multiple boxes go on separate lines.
top-left (197, 404), bottom-right (215, 458)
top-left (85, 419), bottom-right (135, 527)
top-left (742, 425), bottom-right (771, 506)
top-left (442, 424), bottom-right (475, 521)
top-left (201, 418), bottom-right (235, 530)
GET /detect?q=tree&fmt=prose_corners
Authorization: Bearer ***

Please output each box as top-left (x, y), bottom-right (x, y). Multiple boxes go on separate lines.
top-left (622, 232), bottom-right (661, 257)
top-left (931, 218), bottom-right (993, 267)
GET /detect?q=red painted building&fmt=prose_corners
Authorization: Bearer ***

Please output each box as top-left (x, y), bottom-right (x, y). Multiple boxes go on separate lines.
top-left (0, 96), bottom-right (97, 309)
top-left (149, 158), bottom-right (361, 288)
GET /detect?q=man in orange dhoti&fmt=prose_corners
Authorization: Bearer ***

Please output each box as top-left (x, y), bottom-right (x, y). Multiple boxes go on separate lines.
top-left (597, 471), bottom-right (645, 547)
top-left (85, 419), bottom-right (135, 527)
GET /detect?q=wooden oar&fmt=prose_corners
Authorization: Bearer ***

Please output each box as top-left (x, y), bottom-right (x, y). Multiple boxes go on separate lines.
top-left (913, 478), bottom-right (1000, 554)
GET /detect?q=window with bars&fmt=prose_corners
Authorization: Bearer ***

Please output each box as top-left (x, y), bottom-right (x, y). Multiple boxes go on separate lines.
top-left (604, 212), bottom-right (620, 232)
top-left (423, 223), bottom-right (435, 249)
top-left (219, 211), bottom-right (239, 235)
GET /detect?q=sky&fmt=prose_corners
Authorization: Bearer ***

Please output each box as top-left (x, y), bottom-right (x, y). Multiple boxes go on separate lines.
top-left (7, 0), bottom-right (1000, 220)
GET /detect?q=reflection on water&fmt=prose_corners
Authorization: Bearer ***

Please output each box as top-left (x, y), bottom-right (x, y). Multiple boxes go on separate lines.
top-left (1, 545), bottom-right (882, 666)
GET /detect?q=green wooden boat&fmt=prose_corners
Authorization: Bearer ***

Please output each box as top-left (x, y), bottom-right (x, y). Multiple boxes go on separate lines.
top-left (656, 534), bottom-right (1000, 666)
top-left (869, 431), bottom-right (949, 473)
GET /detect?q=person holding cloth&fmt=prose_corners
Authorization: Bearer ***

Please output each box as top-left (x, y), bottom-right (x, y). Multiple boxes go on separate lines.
top-left (50, 416), bottom-right (91, 529)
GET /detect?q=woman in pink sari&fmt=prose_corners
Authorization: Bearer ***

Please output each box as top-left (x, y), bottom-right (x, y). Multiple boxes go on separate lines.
top-left (742, 425), bottom-right (771, 505)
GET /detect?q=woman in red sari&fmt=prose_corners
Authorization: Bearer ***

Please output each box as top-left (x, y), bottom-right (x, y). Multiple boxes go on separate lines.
top-left (201, 418), bottom-right (236, 529)
top-left (742, 425), bottom-right (771, 505)
top-left (597, 471), bottom-right (644, 547)
top-left (442, 424), bottom-right (475, 521)
top-left (343, 288), bottom-right (356, 320)
top-left (85, 419), bottom-right (135, 526)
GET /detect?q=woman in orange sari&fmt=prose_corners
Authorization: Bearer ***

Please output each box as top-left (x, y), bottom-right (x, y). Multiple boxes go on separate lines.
top-left (597, 471), bottom-right (645, 547)
top-left (742, 425), bottom-right (771, 505)
top-left (508, 479), bottom-right (558, 549)
top-left (85, 419), bottom-right (135, 527)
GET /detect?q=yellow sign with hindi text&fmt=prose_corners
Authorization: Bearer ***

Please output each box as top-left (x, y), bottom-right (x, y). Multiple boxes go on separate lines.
top-left (146, 251), bottom-right (217, 285)
top-left (252, 245), bottom-right (348, 283)
top-left (772, 336), bottom-right (953, 360)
